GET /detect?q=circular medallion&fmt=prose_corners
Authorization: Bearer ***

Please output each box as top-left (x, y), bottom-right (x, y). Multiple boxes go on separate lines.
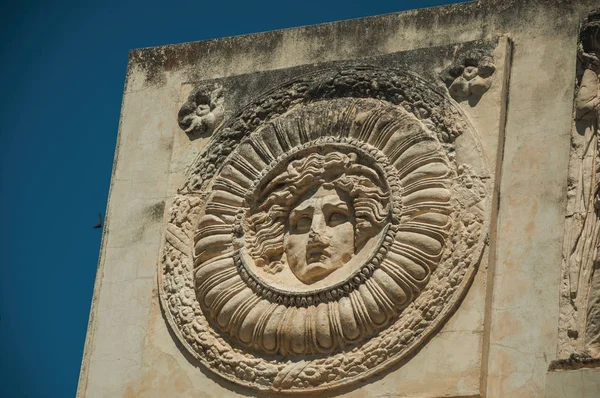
top-left (160, 66), bottom-right (489, 392)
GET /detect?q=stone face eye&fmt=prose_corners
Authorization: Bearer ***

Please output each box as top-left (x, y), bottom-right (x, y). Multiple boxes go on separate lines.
top-left (328, 211), bottom-right (347, 226)
top-left (295, 216), bottom-right (312, 232)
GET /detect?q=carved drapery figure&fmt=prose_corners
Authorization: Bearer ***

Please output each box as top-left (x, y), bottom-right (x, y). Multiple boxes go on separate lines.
top-left (579, 14), bottom-right (600, 356)
top-left (566, 10), bottom-right (600, 357)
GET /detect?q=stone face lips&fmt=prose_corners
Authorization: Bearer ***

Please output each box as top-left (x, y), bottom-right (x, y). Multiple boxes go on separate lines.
top-left (159, 66), bottom-right (490, 392)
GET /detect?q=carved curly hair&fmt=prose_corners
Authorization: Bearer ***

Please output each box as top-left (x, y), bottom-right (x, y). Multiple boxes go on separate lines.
top-left (246, 151), bottom-right (389, 274)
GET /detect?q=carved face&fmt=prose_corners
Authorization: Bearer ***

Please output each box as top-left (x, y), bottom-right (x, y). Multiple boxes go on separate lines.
top-left (285, 186), bottom-right (355, 284)
top-left (247, 151), bottom-right (390, 281)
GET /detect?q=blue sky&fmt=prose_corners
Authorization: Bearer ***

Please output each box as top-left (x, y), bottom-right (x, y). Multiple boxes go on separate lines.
top-left (0, 1), bottom-right (464, 396)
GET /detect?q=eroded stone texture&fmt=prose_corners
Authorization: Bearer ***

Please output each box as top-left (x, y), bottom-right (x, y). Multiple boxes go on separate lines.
top-left (440, 51), bottom-right (496, 103)
top-left (178, 84), bottom-right (225, 137)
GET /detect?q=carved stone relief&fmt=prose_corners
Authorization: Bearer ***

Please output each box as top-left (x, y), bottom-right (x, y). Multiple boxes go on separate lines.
top-left (160, 66), bottom-right (490, 392)
top-left (178, 84), bottom-right (225, 136)
top-left (440, 51), bottom-right (496, 102)
top-left (559, 9), bottom-right (600, 358)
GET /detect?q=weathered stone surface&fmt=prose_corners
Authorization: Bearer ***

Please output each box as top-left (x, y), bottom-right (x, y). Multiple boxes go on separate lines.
top-left (546, 367), bottom-right (600, 398)
top-left (77, 1), bottom-right (600, 397)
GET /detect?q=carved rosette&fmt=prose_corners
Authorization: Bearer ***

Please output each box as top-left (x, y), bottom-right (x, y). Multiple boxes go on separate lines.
top-left (160, 66), bottom-right (489, 392)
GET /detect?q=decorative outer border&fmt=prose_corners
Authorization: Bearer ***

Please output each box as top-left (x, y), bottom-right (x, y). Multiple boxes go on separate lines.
top-left (158, 65), bottom-right (490, 392)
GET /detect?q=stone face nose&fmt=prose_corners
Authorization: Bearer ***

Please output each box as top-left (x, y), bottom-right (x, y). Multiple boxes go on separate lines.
top-left (309, 210), bottom-right (327, 242)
